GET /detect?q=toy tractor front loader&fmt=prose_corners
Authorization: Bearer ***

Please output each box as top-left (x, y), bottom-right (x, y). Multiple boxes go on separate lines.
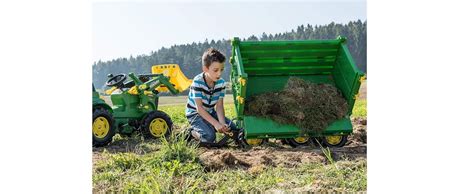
top-left (92, 64), bottom-right (192, 147)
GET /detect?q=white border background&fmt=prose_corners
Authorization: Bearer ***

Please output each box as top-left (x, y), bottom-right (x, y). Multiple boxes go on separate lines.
top-left (0, 0), bottom-right (473, 193)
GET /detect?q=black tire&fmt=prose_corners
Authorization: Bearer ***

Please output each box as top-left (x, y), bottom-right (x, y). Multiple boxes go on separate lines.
top-left (93, 108), bottom-right (115, 147)
top-left (286, 137), bottom-right (312, 148)
top-left (321, 135), bottom-right (348, 147)
top-left (141, 110), bottom-right (173, 139)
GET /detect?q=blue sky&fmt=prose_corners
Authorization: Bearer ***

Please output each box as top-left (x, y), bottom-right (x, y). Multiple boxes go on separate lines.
top-left (93, 0), bottom-right (366, 62)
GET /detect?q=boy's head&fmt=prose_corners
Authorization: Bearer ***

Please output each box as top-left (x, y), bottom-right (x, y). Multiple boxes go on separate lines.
top-left (202, 48), bottom-right (226, 82)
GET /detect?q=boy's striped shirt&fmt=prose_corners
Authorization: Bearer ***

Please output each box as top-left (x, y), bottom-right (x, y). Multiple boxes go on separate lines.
top-left (185, 72), bottom-right (226, 116)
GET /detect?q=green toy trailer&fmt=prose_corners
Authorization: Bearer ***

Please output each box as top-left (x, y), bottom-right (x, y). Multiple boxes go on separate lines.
top-left (229, 36), bottom-right (365, 147)
top-left (92, 65), bottom-right (191, 147)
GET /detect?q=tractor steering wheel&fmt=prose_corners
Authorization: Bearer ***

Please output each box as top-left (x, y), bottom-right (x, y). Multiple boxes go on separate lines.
top-left (106, 74), bottom-right (127, 87)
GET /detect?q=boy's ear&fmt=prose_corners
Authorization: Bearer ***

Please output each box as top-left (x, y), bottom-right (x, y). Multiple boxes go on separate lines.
top-left (202, 65), bottom-right (207, 72)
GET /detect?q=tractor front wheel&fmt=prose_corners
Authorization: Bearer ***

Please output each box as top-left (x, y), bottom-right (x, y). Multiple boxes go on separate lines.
top-left (141, 111), bottom-right (173, 139)
top-left (93, 108), bottom-right (115, 147)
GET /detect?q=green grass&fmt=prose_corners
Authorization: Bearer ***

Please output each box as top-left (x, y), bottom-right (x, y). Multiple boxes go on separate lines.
top-left (93, 134), bottom-right (367, 193)
top-left (352, 99), bottom-right (367, 118)
top-left (93, 97), bottom-right (367, 192)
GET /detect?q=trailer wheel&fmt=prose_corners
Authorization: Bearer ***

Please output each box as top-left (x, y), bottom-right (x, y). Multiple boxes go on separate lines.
top-left (321, 135), bottom-right (348, 147)
top-left (141, 111), bottom-right (172, 139)
top-left (242, 138), bottom-right (268, 146)
top-left (236, 128), bottom-right (268, 147)
top-left (93, 108), bottom-right (115, 147)
top-left (286, 136), bottom-right (311, 147)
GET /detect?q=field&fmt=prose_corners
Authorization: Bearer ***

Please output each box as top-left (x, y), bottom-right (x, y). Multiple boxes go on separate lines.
top-left (93, 82), bottom-right (367, 193)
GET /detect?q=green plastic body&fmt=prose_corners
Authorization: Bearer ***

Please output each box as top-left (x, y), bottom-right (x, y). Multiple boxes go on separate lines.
top-left (105, 73), bottom-right (178, 134)
top-left (93, 84), bottom-right (113, 113)
top-left (229, 37), bottom-right (365, 139)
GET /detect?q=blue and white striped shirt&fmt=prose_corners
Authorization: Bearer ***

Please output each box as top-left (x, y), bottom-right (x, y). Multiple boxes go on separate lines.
top-left (185, 73), bottom-right (226, 116)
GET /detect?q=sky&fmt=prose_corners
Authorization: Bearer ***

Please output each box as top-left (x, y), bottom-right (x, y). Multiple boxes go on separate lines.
top-left (93, 0), bottom-right (366, 62)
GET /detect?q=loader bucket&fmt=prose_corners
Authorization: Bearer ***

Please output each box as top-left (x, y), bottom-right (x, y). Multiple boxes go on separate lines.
top-left (151, 64), bottom-right (192, 93)
top-left (230, 37), bottom-right (365, 139)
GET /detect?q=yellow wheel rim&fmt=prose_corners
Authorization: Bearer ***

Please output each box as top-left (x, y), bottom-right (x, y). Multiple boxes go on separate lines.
top-left (246, 138), bottom-right (263, 146)
top-left (149, 118), bottom-right (168, 137)
top-left (325, 135), bottom-right (343, 145)
top-left (93, 116), bottom-right (110, 138)
top-left (294, 137), bottom-right (310, 144)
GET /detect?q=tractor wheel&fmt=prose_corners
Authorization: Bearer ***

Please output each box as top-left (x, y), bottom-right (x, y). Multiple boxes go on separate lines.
top-left (93, 108), bottom-right (115, 147)
top-left (321, 135), bottom-right (348, 147)
top-left (141, 110), bottom-right (173, 139)
top-left (286, 136), bottom-right (311, 148)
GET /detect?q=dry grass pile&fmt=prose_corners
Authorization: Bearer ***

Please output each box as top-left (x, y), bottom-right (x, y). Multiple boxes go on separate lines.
top-left (245, 77), bottom-right (348, 133)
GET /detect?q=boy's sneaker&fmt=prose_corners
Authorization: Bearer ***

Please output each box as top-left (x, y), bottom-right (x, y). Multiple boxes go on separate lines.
top-left (183, 127), bottom-right (201, 142)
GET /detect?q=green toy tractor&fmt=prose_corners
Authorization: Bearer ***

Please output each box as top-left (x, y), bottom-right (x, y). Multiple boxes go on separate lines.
top-left (92, 64), bottom-right (191, 147)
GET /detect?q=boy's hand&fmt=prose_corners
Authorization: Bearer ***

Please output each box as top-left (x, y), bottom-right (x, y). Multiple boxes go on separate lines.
top-left (214, 123), bottom-right (230, 133)
top-left (221, 125), bottom-right (230, 133)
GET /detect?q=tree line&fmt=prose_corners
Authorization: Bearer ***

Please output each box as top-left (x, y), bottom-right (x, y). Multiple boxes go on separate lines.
top-left (93, 20), bottom-right (366, 88)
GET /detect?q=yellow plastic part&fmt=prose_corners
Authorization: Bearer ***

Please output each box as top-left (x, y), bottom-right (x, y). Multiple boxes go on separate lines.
top-left (238, 77), bottom-right (246, 86)
top-left (325, 135), bottom-right (342, 145)
top-left (139, 84), bottom-right (148, 90)
top-left (359, 75), bottom-right (366, 83)
top-left (151, 64), bottom-right (192, 93)
top-left (127, 86), bottom-right (139, 95)
top-left (149, 118), bottom-right (168, 137)
top-left (294, 136), bottom-right (310, 143)
top-left (224, 131), bottom-right (234, 137)
top-left (236, 96), bottom-right (245, 104)
top-left (105, 87), bottom-right (117, 95)
top-left (246, 138), bottom-right (263, 146)
top-left (93, 116), bottom-right (109, 138)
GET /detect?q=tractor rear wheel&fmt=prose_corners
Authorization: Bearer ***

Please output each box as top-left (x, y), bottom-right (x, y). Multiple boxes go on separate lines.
top-left (93, 108), bottom-right (115, 147)
top-left (141, 110), bottom-right (173, 139)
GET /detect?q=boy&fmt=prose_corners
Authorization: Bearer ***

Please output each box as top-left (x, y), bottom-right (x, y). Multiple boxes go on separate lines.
top-left (185, 48), bottom-right (237, 143)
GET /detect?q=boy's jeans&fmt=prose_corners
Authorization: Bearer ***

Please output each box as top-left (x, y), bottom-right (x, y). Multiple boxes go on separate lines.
top-left (186, 111), bottom-right (237, 143)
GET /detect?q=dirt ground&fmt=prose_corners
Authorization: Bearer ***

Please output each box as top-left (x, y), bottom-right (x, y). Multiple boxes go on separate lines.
top-left (199, 144), bottom-right (366, 172)
top-left (198, 117), bottom-right (367, 171)
top-left (93, 117), bottom-right (367, 171)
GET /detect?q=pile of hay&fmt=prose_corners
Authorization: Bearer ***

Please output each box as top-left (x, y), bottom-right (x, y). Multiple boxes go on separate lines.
top-left (244, 77), bottom-right (348, 133)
